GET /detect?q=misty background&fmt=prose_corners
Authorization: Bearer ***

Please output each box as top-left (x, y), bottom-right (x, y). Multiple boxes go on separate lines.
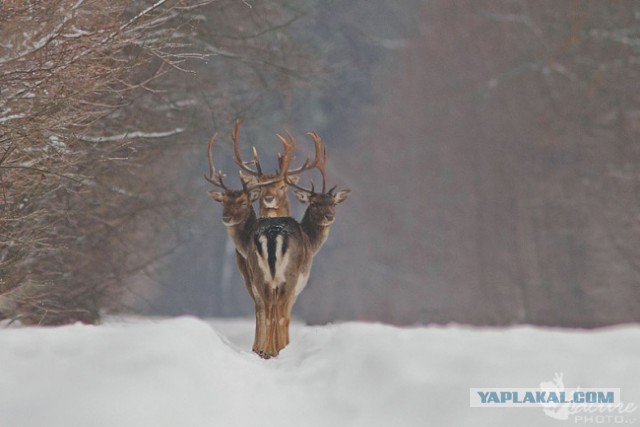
top-left (136, 0), bottom-right (640, 327)
top-left (2, 1), bottom-right (639, 327)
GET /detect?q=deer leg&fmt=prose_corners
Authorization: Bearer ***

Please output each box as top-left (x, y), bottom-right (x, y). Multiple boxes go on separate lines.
top-left (271, 287), bottom-right (295, 353)
top-left (254, 285), bottom-right (292, 358)
top-left (236, 252), bottom-right (269, 357)
top-left (253, 301), bottom-right (268, 357)
top-left (273, 287), bottom-right (285, 353)
top-left (258, 286), bottom-right (275, 358)
top-left (280, 292), bottom-right (297, 349)
top-left (271, 287), bottom-right (282, 357)
top-left (251, 281), bottom-right (272, 358)
top-left (270, 298), bottom-right (278, 356)
top-left (265, 293), bottom-right (273, 357)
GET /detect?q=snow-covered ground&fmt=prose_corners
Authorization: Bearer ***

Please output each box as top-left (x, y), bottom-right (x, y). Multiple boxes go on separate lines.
top-left (0, 316), bottom-right (638, 427)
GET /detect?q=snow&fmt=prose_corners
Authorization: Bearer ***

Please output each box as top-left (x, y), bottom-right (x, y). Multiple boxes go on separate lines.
top-left (0, 113), bottom-right (26, 123)
top-left (0, 317), bottom-right (638, 427)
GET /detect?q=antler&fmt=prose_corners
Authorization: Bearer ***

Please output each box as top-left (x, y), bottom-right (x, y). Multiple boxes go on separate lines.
top-left (278, 131), bottom-right (324, 177)
top-left (232, 120), bottom-right (264, 177)
top-left (204, 133), bottom-right (228, 190)
top-left (232, 120), bottom-right (325, 184)
top-left (316, 140), bottom-right (328, 193)
top-left (275, 131), bottom-right (296, 177)
top-left (205, 129), bottom-right (285, 192)
top-left (286, 136), bottom-right (331, 194)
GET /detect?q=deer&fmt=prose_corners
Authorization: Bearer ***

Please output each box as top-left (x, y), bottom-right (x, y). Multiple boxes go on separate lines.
top-left (205, 131), bottom-right (279, 355)
top-left (284, 135), bottom-right (351, 295)
top-left (248, 133), bottom-right (350, 357)
top-left (231, 120), bottom-right (323, 218)
top-left (206, 127), bottom-right (343, 358)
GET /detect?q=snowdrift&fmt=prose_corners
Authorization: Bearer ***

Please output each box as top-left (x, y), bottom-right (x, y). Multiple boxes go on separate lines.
top-left (0, 317), bottom-right (638, 427)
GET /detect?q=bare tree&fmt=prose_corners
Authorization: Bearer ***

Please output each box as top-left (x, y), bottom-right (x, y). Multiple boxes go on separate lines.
top-left (0, 0), bottom-right (317, 324)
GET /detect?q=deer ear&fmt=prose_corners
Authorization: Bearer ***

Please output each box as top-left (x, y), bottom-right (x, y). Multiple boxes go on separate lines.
top-left (239, 172), bottom-right (258, 186)
top-left (208, 190), bottom-right (225, 202)
top-left (293, 189), bottom-right (310, 204)
top-left (249, 189), bottom-right (260, 202)
top-left (333, 189), bottom-right (351, 204)
top-left (286, 175), bottom-right (299, 185)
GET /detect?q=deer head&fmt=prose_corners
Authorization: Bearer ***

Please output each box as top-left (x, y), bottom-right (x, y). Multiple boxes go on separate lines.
top-left (232, 120), bottom-right (324, 217)
top-left (293, 187), bottom-right (351, 226)
top-left (205, 132), bottom-right (279, 226)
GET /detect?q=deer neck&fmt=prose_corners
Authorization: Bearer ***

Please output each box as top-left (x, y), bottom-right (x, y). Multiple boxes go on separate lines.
top-left (226, 208), bottom-right (257, 258)
top-left (300, 208), bottom-right (331, 255)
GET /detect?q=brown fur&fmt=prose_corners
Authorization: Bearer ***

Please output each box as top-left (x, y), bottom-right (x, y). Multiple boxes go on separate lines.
top-left (208, 189), bottom-right (267, 354)
top-left (208, 123), bottom-right (348, 358)
top-left (209, 188), bottom-right (303, 358)
top-left (249, 188), bottom-right (352, 357)
top-left (209, 186), bottom-right (350, 358)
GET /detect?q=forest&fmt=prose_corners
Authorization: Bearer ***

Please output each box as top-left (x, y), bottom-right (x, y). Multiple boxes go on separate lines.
top-left (1, 0), bottom-right (639, 328)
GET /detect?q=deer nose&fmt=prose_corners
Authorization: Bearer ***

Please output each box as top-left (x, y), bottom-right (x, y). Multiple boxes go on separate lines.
top-left (324, 213), bottom-right (334, 222)
top-left (264, 195), bottom-right (275, 203)
top-left (222, 215), bottom-right (232, 223)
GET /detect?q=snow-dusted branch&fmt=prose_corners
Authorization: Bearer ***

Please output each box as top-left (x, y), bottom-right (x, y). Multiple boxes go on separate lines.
top-left (79, 128), bottom-right (185, 143)
top-left (0, 0), bottom-right (87, 65)
top-left (0, 114), bottom-right (26, 124)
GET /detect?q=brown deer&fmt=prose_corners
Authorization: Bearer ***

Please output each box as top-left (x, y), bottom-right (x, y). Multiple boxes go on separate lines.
top-left (205, 132), bottom-right (280, 355)
top-left (231, 120), bottom-right (323, 217)
top-left (286, 134), bottom-right (351, 289)
top-left (248, 134), bottom-right (350, 357)
top-left (207, 128), bottom-right (349, 358)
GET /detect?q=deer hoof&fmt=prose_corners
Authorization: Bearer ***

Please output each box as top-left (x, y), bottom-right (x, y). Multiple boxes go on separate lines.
top-left (253, 349), bottom-right (276, 359)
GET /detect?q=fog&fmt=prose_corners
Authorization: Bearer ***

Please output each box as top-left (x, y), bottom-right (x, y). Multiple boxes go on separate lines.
top-left (139, 1), bottom-right (640, 328)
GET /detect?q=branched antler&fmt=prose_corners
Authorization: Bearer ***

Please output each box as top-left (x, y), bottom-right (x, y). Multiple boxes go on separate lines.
top-left (275, 131), bottom-right (296, 176)
top-left (204, 133), bottom-right (228, 189)
top-left (286, 133), bottom-right (332, 194)
top-left (206, 127), bottom-right (284, 192)
top-left (232, 120), bottom-right (263, 177)
top-left (233, 120), bottom-right (326, 183)
top-left (284, 131), bottom-right (324, 176)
